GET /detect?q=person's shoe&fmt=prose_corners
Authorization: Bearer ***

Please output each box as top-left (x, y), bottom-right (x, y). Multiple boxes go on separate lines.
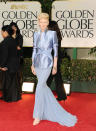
top-left (0, 96), bottom-right (3, 100)
top-left (56, 97), bottom-right (65, 101)
top-left (33, 119), bottom-right (40, 126)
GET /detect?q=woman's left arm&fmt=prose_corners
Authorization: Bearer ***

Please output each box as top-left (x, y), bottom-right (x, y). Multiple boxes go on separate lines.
top-left (17, 34), bottom-right (23, 50)
top-left (0, 41), bottom-right (8, 71)
top-left (52, 31), bottom-right (58, 75)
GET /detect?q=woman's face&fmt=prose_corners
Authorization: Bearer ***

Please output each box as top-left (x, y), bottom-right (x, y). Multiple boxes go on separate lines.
top-left (1, 30), bottom-right (8, 38)
top-left (12, 25), bottom-right (17, 32)
top-left (38, 18), bottom-right (49, 31)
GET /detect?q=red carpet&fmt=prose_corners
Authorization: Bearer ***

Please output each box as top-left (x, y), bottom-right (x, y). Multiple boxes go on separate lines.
top-left (0, 92), bottom-right (96, 131)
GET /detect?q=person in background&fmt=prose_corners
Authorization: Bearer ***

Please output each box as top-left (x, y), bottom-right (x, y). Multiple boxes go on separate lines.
top-left (0, 41), bottom-right (3, 95)
top-left (10, 22), bottom-right (23, 94)
top-left (10, 22), bottom-right (23, 63)
top-left (47, 20), bottom-right (67, 101)
top-left (0, 25), bottom-right (21, 102)
top-left (0, 71), bottom-right (2, 92)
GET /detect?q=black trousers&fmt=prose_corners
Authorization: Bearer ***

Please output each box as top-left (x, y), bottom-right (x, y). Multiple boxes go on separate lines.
top-left (0, 71), bottom-right (3, 90)
top-left (47, 65), bottom-right (67, 100)
top-left (2, 70), bottom-right (21, 102)
top-left (17, 50), bottom-right (23, 92)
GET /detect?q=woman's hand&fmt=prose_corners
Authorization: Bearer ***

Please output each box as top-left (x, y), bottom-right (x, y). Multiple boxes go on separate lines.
top-left (52, 57), bottom-right (58, 75)
top-left (52, 66), bottom-right (57, 75)
top-left (17, 46), bottom-right (21, 50)
top-left (31, 65), bottom-right (36, 75)
top-left (1, 67), bottom-right (8, 71)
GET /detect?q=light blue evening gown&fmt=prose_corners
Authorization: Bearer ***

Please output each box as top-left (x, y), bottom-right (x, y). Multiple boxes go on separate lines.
top-left (32, 29), bottom-right (77, 126)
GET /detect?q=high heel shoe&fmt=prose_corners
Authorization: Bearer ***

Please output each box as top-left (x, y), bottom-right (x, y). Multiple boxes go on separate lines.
top-left (33, 119), bottom-right (40, 126)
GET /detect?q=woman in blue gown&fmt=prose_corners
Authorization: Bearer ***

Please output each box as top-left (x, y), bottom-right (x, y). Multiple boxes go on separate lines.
top-left (31, 13), bottom-right (77, 126)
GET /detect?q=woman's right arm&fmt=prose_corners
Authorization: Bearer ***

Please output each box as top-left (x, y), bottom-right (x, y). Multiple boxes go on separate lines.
top-left (32, 32), bottom-right (37, 65)
top-left (0, 42), bottom-right (8, 68)
top-left (31, 32), bottom-right (37, 75)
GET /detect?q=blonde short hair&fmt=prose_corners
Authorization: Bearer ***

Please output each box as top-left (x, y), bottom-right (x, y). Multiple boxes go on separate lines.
top-left (38, 13), bottom-right (49, 21)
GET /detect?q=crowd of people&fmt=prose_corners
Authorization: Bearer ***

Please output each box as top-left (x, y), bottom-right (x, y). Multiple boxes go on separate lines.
top-left (0, 22), bottom-right (23, 102)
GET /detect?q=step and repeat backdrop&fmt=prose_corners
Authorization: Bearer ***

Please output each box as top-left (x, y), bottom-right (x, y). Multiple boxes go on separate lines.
top-left (52, 0), bottom-right (96, 48)
top-left (0, 1), bottom-right (41, 47)
top-left (0, 0), bottom-right (96, 49)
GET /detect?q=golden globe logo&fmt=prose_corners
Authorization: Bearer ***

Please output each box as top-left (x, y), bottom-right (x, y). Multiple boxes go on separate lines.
top-left (11, 5), bottom-right (28, 10)
top-left (56, 10), bottom-right (94, 38)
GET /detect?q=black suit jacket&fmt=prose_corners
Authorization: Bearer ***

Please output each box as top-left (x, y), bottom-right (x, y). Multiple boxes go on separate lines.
top-left (0, 36), bottom-right (19, 73)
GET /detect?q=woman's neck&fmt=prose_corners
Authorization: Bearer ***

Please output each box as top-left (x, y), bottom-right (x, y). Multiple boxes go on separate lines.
top-left (41, 28), bottom-right (47, 32)
top-left (12, 33), bottom-right (16, 39)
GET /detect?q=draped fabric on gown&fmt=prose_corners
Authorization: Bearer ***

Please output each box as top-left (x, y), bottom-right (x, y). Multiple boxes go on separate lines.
top-left (33, 68), bottom-right (77, 127)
